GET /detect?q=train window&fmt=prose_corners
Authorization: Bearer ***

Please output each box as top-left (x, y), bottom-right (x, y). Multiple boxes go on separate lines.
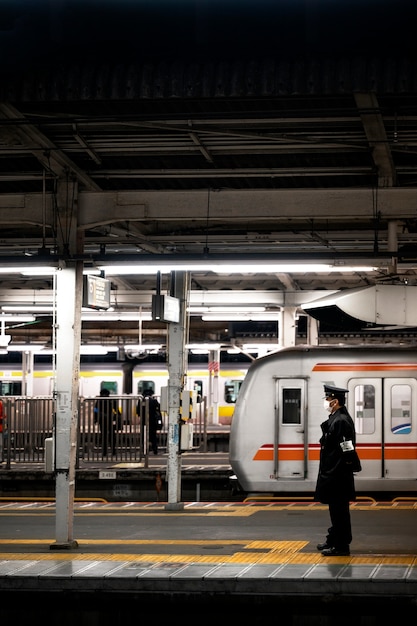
top-left (282, 388), bottom-right (301, 425)
top-left (354, 384), bottom-right (375, 434)
top-left (138, 380), bottom-right (155, 396)
top-left (391, 384), bottom-right (412, 435)
top-left (224, 380), bottom-right (242, 404)
top-left (193, 380), bottom-right (203, 403)
top-left (0, 381), bottom-right (22, 395)
top-left (100, 381), bottom-right (118, 395)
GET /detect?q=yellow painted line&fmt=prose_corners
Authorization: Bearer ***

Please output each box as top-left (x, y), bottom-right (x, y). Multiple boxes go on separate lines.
top-left (0, 539), bottom-right (264, 549)
top-left (0, 497), bottom-right (108, 503)
top-left (0, 551), bottom-right (415, 567)
top-left (1, 500), bottom-right (417, 516)
top-left (1, 502), bottom-right (417, 515)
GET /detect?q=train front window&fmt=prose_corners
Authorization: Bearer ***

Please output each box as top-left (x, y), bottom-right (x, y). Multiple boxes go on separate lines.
top-left (391, 384), bottom-right (412, 435)
top-left (100, 381), bottom-right (118, 395)
top-left (138, 380), bottom-right (155, 396)
top-left (224, 380), bottom-right (242, 404)
top-left (193, 380), bottom-right (203, 403)
top-left (0, 381), bottom-right (22, 395)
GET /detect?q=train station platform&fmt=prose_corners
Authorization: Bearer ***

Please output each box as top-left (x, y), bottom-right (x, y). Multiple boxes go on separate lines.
top-left (0, 451), bottom-right (236, 502)
top-left (0, 499), bottom-right (416, 623)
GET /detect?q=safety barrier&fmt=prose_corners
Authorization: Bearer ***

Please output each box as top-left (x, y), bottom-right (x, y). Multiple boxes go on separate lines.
top-left (0, 394), bottom-right (210, 467)
top-left (0, 396), bottom-right (157, 467)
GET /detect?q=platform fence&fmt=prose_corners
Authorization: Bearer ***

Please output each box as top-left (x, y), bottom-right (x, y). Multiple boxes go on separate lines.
top-left (0, 395), bottom-right (211, 468)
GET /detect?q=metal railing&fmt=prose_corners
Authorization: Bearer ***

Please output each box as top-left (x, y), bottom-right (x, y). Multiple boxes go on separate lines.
top-left (1, 396), bottom-right (156, 468)
top-left (0, 395), bottom-right (210, 468)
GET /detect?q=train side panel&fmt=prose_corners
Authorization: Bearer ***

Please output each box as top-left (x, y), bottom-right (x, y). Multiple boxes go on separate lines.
top-left (13, 362), bottom-right (249, 425)
top-left (230, 345), bottom-right (417, 493)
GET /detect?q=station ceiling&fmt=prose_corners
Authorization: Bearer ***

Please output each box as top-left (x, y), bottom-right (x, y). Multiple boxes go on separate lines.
top-left (1, 1), bottom-right (417, 350)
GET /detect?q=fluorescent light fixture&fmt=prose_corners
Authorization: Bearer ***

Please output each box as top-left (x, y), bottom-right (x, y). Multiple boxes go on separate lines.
top-left (7, 344), bottom-right (45, 352)
top-left (0, 266), bottom-right (57, 275)
top-left (0, 260), bottom-right (381, 278)
top-left (202, 313), bottom-right (280, 321)
top-left (80, 346), bottom-right (108, 355)
top-left (82, 268), bottom-right (101, 275)
top-left (2, 305), bottom-right (53, 313)
top-left (227, 343), bottom-right (280, 354)
top-left (100, 262), bottom-right (379, 275)
top-left (82, 312), bottom-right (152, 321)
top-left (79, 345), bottom-right (119, 355)
top-left (0, 334), bottom-right (11, 347)
top-left (5, 307), bottom-right (154, 321)
top-left (2, 307), bottom-right (153, 321)
top-left (19, 267), bottom-right (57, 276)
top-left (189, 306), bottom-right (266, 314)
top-left (186, 343), bottom-right (222, 351)
top-left (0, 314), bottom-right (36, 321)
top-left (213, 264), bottom-right (379, 274)
top-left (242, 343), bottom-right (280, 351)
top-left (0, 266), bottom-right (99, 277)
top-left (40, 346), bottom-right (119, 356)
top-left (124, 344), bottom-right (162, 351)
top-left (101, 265), bottom-right (166, 275)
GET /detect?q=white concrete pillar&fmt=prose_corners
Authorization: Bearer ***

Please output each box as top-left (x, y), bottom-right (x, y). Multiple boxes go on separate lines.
top-left (165, 271), bottom-right (190, 510)
top-left (21, 350), bottom-right (34, 396)
top-left (306, 315), bottom-right (319, 345)
top-left (208, 349), bottom-right (220, 424)
top-left (51, 262), bottom-right (82, 549)
top-left (279, 306), bottom-right (297, 348)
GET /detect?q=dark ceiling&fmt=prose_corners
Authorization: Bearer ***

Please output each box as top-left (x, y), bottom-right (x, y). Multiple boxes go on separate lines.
top-left (1, 0), bottom-right (417, 349)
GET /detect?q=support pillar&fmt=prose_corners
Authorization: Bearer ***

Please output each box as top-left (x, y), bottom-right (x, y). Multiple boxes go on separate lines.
top-left (165, 271), bottom-right (190, 511)
top-left (21, 350), bottom-right (34, 396)
top-left (208, 349), bottom-right (220, 424)
top-left (51, 263), bottom-right (82, 549)
top-left (279, 306), bottom-right (297, 348)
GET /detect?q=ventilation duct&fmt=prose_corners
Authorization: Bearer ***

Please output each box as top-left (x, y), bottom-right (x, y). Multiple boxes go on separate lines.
top-left (301, 284), bottom-right (417, 329)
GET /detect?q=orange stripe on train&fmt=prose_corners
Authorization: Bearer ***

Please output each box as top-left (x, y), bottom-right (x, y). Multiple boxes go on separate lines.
top-left (313, 362), bottom-right (417, 371)
top-left (252, 444), bottom-right (416, 461)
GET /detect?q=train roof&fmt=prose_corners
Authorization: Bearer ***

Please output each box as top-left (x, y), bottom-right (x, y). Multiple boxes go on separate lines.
top-left (251, 343), bottom-right (417, 365)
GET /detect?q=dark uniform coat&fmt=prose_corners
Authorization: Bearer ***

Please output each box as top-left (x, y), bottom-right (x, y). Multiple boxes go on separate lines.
top-left (314, 407), bottom-right (358, 504)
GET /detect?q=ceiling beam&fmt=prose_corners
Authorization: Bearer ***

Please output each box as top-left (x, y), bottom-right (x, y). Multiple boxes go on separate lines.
top-left (354, 92), bottom-right (397, 187)
top-left (0, 102), bottom-right (101, 191)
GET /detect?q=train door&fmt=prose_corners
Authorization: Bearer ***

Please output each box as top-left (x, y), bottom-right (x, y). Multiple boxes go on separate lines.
top-left (275, 378), bottom-right (306, 479)
top-left (350, 378), bottom-right (383, 478)
top-left (383, 378), bottom-right (417, 479)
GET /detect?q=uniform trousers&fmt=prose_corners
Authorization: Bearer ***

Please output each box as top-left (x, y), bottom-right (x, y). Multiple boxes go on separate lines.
top-left (326, 498), bottom-right (352, 548)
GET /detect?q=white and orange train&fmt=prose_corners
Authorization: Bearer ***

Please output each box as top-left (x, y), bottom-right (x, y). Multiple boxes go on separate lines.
top-left (229, 345), bottom-right (417, 494)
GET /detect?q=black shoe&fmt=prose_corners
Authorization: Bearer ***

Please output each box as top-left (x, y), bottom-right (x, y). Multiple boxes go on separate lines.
top-left (321, 547), bottom-right (350, 557)
top-left (317, 542), bottom-right (331, 551)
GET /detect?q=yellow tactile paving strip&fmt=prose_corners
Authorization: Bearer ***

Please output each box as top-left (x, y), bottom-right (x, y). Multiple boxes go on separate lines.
top-left (0, 539), bottom-right (416, 567)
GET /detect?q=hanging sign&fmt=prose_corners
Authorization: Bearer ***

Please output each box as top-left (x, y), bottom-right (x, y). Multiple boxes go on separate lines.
top-left (152, 294), bottom-right (180, 323)
top-left (82, 275), bottom-right (111, 310)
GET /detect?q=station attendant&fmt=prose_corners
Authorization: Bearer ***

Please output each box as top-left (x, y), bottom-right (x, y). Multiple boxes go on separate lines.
top-left (314, 384), bottom-right (361, 556)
